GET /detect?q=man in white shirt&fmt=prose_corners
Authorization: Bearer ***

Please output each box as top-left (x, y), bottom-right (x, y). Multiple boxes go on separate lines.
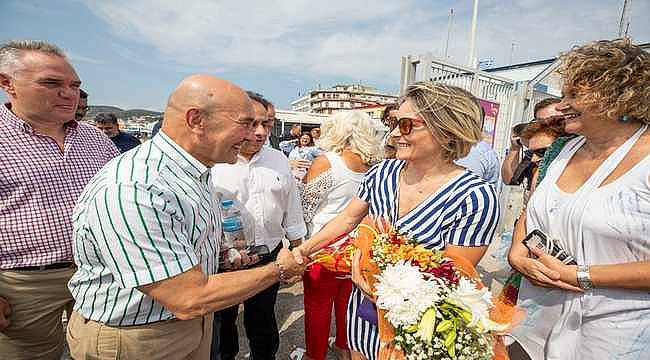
top-left (211, 91), bottom-right (307, 360)
top-left (455, 140), bottom-right (500, 186)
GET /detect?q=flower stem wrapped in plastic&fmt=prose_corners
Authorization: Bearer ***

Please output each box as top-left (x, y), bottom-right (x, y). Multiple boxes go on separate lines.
top-left (306, 233), bottom-right (356, 274)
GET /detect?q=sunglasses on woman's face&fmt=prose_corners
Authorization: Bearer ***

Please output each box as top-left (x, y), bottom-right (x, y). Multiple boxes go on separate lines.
top-left (526, 147), bottom-right (548, 158)
top-left (395, 116), bottom-right (426, 135)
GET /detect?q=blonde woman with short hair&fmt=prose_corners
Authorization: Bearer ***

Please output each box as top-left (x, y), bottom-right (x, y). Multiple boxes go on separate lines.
top-left (300, 110), bottom-right (382, 360)
top-left (294, 82), bottom-right (500, 360)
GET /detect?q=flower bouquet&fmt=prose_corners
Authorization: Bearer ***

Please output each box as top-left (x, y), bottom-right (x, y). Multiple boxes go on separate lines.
top-left (356, 219), bottom-right (524, 360)
top-left (306, 233), bottom-right (356, 274)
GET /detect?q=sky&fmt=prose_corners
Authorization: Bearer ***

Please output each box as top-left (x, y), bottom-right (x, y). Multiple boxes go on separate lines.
top-left (1, 0), bottom-right (648, 111)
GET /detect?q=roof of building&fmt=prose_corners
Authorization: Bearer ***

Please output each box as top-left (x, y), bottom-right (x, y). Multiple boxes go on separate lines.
top-left (332, 83), bottom-right (377, 91)
top-left (358, 103), bottom-right (392, 110)
top-left (485, 42), bottom-right (649, 73)
top-left (484, 58), bottom-right (557, 73)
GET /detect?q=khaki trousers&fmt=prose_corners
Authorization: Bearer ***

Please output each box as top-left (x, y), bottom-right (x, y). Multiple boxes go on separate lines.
top-left (67, 311), bottom-right (213, 360)
top-left (0, 267), bottom-right (75, 360)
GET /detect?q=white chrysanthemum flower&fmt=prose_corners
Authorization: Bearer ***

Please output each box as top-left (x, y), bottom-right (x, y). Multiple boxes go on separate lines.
top-left (375, 262), bottom-right (443, 328)
top-left (375, 261), bottom-right (422, 307)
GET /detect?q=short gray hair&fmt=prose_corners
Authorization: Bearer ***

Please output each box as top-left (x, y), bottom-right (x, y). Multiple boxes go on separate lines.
top-left (316, 110), bottom-right (383, 166)
top-left (0, 40), bottom-right (66, 76)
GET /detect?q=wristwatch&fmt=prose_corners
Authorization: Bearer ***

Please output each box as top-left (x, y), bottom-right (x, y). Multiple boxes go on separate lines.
top-left (576, 265), bottom-right (593, 290)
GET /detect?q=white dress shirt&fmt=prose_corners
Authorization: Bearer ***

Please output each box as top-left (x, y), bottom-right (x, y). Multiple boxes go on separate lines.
top-left (211, 146), bottom-right (307, 250)
top-left (455, 141), bottom-right (500, 186)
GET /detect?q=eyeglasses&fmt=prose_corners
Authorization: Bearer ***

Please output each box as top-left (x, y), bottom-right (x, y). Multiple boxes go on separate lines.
top-left (395, 116), bottom-right (426, 135)
top-left (525, 147), bottom-right (548, 158)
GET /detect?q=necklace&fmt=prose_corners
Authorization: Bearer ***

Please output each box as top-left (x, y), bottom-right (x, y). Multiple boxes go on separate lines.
top-left (401, 168), bottom-right (435, 194)
top-left (401, 163), bottom-right (459, 194)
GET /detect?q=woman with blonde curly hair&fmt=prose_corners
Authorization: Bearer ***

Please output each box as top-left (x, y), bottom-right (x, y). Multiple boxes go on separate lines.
top-left (509, 38), bottom-right (650, 360)
top-left (294, 82), bottom-right (500, 360)
top-left (299, 110), bottom-right (382, 360)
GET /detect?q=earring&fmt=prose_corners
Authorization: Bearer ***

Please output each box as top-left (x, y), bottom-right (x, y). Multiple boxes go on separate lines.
top-left (619, 115), bottom-right (630, 123)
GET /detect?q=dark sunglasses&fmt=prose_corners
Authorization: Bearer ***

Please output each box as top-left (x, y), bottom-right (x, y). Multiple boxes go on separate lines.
top-left (395, 116), bottom-right (426, 135)
top-left (526, 147), bottom-right (548, 158)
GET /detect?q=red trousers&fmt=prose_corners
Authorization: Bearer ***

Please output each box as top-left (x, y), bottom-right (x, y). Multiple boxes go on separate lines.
top-left (303, 264), bottom-right (353, 360)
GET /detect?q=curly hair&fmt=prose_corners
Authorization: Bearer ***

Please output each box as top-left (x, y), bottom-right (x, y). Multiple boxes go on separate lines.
top-left (400, 82), bottom-right (482, 160)
top-left (558, 38), bottom-right (650, 124)
top-left (520, 120), bottom-right (566, 141)
top-left (316, 110), bottom-right (383, 166)
top-left (533, 98), bottom-right (561, 119)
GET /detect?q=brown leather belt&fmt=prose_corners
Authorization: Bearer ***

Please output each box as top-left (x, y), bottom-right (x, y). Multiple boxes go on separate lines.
top-left (11, 262), bottom-right (75, 271)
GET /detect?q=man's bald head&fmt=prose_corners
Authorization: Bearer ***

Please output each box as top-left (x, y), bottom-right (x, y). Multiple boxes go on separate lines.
top-left (164, 74), bottom-right (250, 126)
top-left (160, 74), bottom-right (255, 166)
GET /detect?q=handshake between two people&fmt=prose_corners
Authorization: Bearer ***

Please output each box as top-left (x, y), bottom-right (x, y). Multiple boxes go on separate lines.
top-left (275, 247), bottom-right (310, 284)
top-left (221, 246), bottom-right (310, 284)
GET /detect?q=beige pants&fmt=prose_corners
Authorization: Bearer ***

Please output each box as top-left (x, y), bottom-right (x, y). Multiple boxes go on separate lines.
top-left (67, 311), bottom-right (213, 360)
top-left (0, 267), bottom-right (75, 360)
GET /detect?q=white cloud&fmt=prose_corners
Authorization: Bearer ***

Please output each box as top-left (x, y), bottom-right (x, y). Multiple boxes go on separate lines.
top-left (67, 51), bottom-right (104, 65)
top-left (84, 0), bottom-right (650, 84)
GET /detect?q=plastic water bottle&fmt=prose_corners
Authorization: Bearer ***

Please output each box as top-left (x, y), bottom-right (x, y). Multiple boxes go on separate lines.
top-left (221, 199), bottom-right (247, 251)
top-left (493, 230), bottom-right (513, 269)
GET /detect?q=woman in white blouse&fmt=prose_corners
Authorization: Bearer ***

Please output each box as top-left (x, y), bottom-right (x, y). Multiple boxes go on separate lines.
top-left (508, 39), bottom-right (650, 360)
top-left (300, 111), bottom-right (382, 360)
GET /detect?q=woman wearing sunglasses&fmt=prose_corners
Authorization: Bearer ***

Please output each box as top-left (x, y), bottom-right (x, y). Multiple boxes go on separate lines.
top-left (293, 82), bottom-right (500, 360)
top-left (518, 119), bottom-right (567, 193)
top-left (508, 39), bottom-right (650, 360)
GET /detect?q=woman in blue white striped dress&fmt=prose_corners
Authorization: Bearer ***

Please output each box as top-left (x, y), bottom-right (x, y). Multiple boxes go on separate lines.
top-left (294, 82), bottom-right (500, 360)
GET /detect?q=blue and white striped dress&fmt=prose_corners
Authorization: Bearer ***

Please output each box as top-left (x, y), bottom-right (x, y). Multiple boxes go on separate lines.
top-left (347, 159), bottom-right (500, 359)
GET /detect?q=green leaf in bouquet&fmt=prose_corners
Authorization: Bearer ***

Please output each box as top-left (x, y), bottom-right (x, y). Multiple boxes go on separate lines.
top-left (459, 309), bottom-right (472, 324)
top-left (436, 319), bottom-right (453, 333)
top-left (444, 329), bottom-right (457, 356)
top-left (404, 323), bottom-right (418, 333)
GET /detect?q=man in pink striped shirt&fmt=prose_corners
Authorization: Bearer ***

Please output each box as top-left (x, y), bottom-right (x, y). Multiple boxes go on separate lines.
top-left (0, 40), bottom-right (119, 359)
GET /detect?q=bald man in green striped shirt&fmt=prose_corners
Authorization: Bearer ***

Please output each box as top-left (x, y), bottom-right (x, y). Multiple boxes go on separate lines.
top-left (67, 75), bottom-right (306, 359)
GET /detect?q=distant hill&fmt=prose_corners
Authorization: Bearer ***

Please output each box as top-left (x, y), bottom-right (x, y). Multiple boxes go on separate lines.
top-left (85, 105), bottom-right (163, 121)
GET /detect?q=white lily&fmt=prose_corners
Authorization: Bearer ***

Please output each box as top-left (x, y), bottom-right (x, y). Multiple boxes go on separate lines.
top-left (446, 278), bottom-right (494, 329)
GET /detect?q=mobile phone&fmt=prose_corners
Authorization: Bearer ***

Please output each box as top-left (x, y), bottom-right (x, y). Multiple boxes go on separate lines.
top-left (522, 229), bottom-right (577, 265)
top-left (218, 245), bottom-right (271, 271)
top-left (247, 244), bottom-right (270, 259)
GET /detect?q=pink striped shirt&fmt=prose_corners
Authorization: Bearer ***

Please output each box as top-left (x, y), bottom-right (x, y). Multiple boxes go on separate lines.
top-left (0, 103), bottom-right (120, 269)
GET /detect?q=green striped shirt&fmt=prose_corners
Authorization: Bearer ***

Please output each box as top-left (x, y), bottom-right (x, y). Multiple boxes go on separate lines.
top-left (68, 132), bottom-right (221, 326)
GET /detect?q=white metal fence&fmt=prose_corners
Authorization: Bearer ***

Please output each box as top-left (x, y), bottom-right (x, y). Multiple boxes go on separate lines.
top-left (400, 53), bottom-right (564, 236)
top-left (400, 52), bottom-right (518, 158)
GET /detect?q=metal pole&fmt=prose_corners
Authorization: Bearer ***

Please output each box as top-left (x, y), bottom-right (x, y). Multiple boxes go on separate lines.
top-left (618, 0), bottom-right (631, 38)
top-left (509, 42), bottom-right (515, 65)
top-left (467, 0), bottom-right (479, 68)
top-left (444, 8), bottom-right (454, 59)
